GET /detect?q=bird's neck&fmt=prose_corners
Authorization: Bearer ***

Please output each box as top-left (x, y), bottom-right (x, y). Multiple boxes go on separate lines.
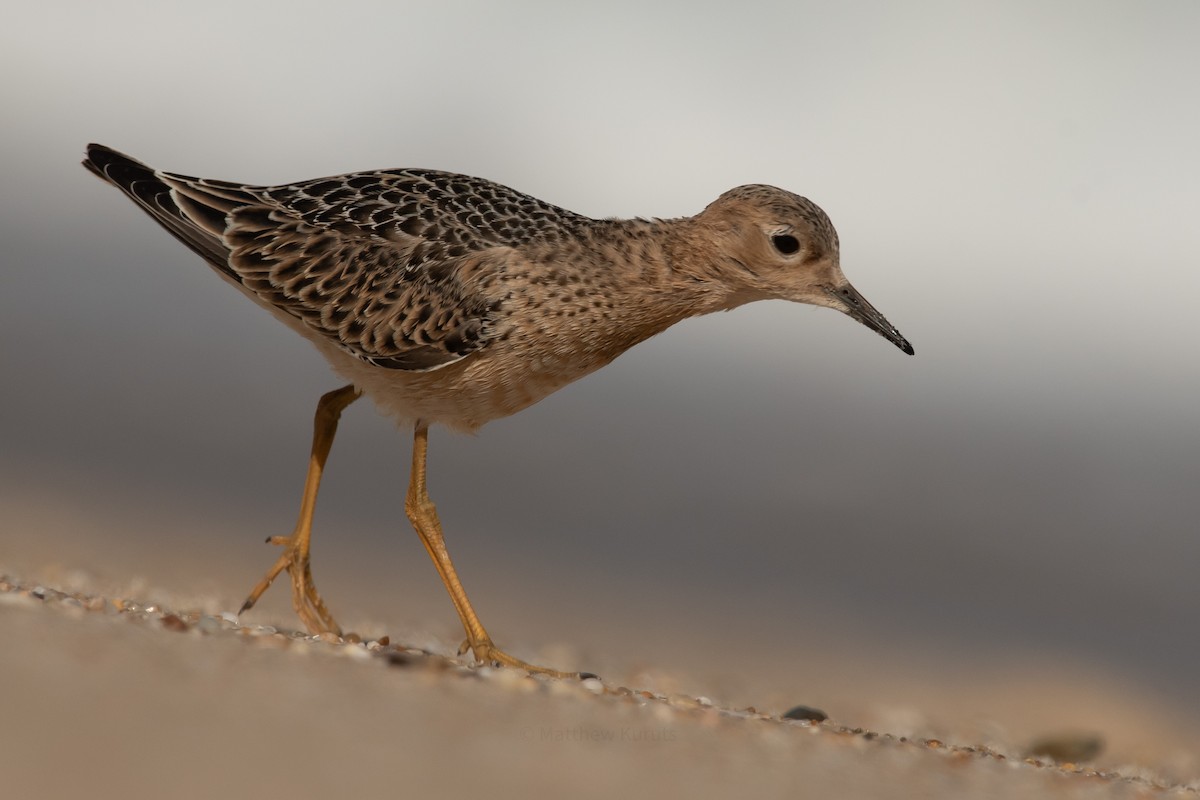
top-left (616, 216), bottom-right (759, 316)
top-left (566, 216), bottom-right (755, 345)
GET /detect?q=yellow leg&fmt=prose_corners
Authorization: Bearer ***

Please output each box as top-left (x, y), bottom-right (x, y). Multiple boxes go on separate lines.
top-left (239, 384), bottom-right (361, 635)
top-left (406, 421), bottom-right (576, 677)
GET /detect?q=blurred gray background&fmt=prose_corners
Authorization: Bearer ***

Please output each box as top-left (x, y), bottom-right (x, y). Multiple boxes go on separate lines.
top-left (2, 0), bottom-right (1198, 724)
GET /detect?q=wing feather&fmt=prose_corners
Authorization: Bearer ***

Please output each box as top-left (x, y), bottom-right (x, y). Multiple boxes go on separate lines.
top-left (83, 145), bottom-right (585, 371)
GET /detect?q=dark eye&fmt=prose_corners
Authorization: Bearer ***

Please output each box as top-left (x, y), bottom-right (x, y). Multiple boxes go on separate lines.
top-left (771, 234), bottom-right (800, 255)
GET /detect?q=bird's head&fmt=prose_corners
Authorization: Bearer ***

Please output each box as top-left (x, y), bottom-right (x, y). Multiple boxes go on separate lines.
top-left (697, 185), bottom-right (913, 355)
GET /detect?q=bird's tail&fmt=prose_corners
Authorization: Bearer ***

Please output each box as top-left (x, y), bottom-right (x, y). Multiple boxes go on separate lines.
top-left (82, 143), bottom-right (248, 277)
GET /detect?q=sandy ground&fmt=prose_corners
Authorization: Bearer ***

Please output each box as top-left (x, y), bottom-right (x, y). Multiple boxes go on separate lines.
top-left (3, 494), bottom-right (1199, 799)
top-left (2, 572), bottom-right (1198, 799)
top-left (2, 575), bottom-right (1196, 800)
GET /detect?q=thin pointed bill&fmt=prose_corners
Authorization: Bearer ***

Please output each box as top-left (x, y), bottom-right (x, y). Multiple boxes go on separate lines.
top-left (824, 283), bottom-right (914, 355)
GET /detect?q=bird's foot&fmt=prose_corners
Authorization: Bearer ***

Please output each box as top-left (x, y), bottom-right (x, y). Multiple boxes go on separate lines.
top-left (459, 636), bottom-right (586, 679)
top-left (239, 534), bottom-right (341, 636)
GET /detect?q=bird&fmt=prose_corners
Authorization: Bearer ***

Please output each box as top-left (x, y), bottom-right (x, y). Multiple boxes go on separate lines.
top-left (82, 143), bottom-right (913, 677)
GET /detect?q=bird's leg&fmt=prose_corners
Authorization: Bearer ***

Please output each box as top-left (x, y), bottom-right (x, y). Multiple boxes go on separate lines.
top-left (406, 421), bottom-right (575, 677)
top-left (239, 384), bottom-right (361, 635)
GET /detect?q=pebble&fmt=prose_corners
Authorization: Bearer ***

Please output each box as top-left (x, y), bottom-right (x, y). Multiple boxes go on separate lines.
top-left (782, 705), bottom-right (828, 723)
top-left (667, 694), bottom-right (701, 710)
top-left (1026, 733), bottom-right (1104, 763)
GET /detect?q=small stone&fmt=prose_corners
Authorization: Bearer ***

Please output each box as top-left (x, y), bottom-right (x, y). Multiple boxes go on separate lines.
top-left (1026, 733), bottom-right (1104, 763)
top-left (160, 614), bottom-right (188, 632)
top-left (196, 616), bottom-right (222, 635)
top-left (782, 705), bottom-right (828, 722)
top-left (667, 694), bottom-right (701, 710)
top-left (581, 678), bottom-right (604, 694)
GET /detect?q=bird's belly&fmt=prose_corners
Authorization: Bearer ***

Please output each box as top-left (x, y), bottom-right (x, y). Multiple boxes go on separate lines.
top-left (313, 334), bottom-right (611, 433)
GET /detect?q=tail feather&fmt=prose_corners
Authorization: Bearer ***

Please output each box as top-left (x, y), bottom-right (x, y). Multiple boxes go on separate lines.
top-left (82, 144), bottom-right (245, 278)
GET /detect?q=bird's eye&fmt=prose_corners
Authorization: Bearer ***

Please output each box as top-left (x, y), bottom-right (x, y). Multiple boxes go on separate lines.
top-left (771, 234), bottom-right (800, 255)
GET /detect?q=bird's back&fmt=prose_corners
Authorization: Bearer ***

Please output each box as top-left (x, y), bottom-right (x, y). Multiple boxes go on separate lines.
top-left (84, 144), bottom-right (595, 373)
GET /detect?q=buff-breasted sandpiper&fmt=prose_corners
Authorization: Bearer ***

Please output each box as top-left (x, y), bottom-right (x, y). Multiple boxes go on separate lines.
top-left (83, 143), bottom-right (913, 677)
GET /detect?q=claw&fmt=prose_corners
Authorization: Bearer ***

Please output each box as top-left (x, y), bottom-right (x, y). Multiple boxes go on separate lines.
top-left (239, 535), bottom-right (341, 635)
